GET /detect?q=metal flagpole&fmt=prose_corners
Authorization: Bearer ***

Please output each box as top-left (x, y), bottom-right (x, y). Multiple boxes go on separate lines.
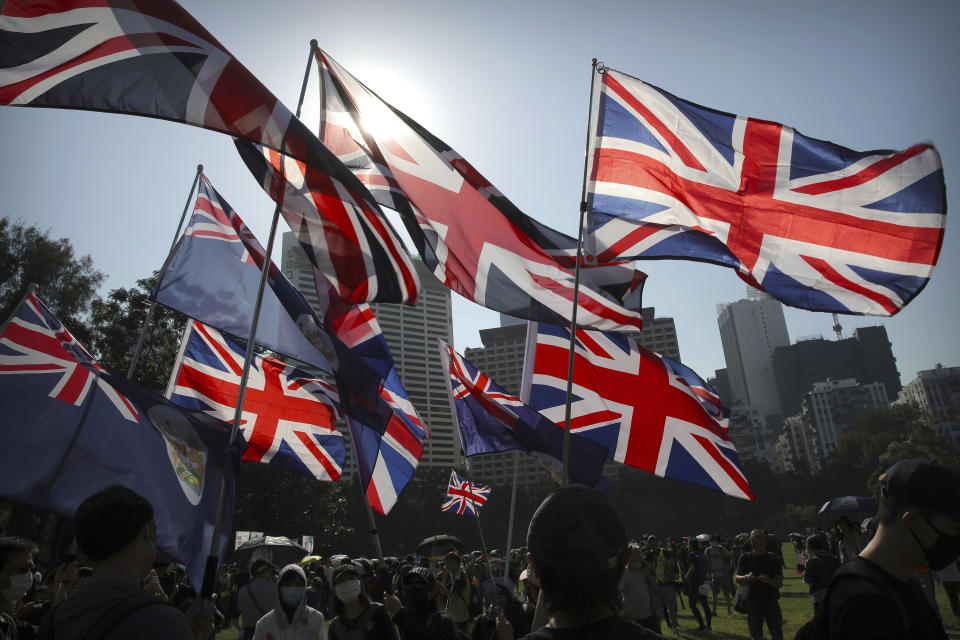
top-left (560, 58), bottom-right (601, 486)
top-left (502, 450), bottom-right (520, 586)
top-left (126, 164), bottom-right (203, 379)
top-left (200, 41), bottom-right (318, 598)
top-left (345, 421), bottom-right (389, 570)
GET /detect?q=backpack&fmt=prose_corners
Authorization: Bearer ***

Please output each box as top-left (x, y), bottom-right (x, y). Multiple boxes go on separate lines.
top-left (39, 591), bottom-right (175, 640)
top-left (793, 559), bottom-right (910, 640)
top-left (329, 602), bottom-right (383, 640)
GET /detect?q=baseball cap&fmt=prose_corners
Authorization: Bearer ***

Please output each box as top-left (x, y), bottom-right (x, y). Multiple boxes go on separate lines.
top-left (880, 458), bottom-right (960, 520)
top-left (527, 484), bottom-right (627, 572)
top-left (333, 563), bottom-right (360, 583)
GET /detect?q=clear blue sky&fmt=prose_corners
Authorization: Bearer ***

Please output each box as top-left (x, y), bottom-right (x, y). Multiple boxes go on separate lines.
top-left (2, 0), bottom-right (957, 387)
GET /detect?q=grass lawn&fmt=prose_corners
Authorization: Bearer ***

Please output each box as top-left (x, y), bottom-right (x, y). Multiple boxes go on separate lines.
top-left (213, 544), bottom-right (960, 639)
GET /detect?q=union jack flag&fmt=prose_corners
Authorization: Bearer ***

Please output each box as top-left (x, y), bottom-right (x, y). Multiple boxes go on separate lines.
top-left (525, 322), bottom-right (752, 500)
top-left (0, 291), bottom-right (138, 421)
top-left (586, 67), bottom-right (946, 316)
top-left (441, 470), bottom-right (490, 517)
top-left (315, 49), bottom-right (647, 332)
top-left (169, 321), bottom-right (345, 482)
top-left (441, 341), bottom-right (607, 487)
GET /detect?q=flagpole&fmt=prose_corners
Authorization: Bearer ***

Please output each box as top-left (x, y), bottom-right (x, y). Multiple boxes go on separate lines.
top-left (560, 58), bottom-right (601, 486)
top-left (200, 41), bottom-right (318, 599)
top-left (503, 450), bottom-right (519, 583)
top-left (345, 420), bottom-right (389, 574)
top-left (126, 164), bottom-right (203, 379)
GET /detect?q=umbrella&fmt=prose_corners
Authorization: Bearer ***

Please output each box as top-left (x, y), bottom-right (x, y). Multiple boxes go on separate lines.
top-left (416, 534), bottom-right (463, 556)
top-left (233, 535), bottom-right (308, 568)
top-left (299, 555), bottom-right (322, 566)
top-left (818, 496), bottom-right (878, 515)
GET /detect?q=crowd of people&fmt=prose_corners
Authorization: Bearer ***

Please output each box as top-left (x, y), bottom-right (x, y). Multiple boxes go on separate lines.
top-left (1, 458), bottom-right (959, 639)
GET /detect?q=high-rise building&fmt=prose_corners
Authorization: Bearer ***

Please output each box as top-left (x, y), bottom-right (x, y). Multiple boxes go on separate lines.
top-left (635, 307), bottom-right (682, 362)
top-left (896, 364), bottom-right (960, 445)
top-left (803, 378), bottom-right (889, 461)
top-left (370, 262), bottom-right (457, 469)
top-left (772, 326), bottom-right (901, 417)
top-left (717, 294), bottom-right (790, 416)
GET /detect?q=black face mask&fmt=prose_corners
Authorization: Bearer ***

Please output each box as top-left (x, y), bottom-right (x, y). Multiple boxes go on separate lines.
top-left (909, 514), bottom-right (960, 571)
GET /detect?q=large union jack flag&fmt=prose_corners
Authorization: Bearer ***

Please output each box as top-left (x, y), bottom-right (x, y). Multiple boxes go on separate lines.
top-left (315, 49), bottom-right (647, 332)
top-left (441, 470), bottom-right (490, 517)
top-left (0, 291), bottom-right (138, 421)
top-left (169, 321), bottom-right (345, 482)
top-left (525, 322), bottom-right (752, 500)
top-left (587, 67), bottom-right (946, 316)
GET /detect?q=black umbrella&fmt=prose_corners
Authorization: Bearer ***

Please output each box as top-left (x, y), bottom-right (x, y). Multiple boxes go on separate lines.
top-left (416, 534), bottom-right (463, 557)
top-left (818, 496), bottom-right (878, 515)
top-left (233, 535), bottom-right (308, 568)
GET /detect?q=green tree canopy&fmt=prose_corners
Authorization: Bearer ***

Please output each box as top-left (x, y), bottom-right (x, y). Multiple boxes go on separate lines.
top-left (0, 217), bottom-right (104, 342)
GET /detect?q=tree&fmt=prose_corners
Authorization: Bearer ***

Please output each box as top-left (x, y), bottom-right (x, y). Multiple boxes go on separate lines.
top-left (0, 217), bottom-right (104, 342)
top-left (87, 274), bottom-right (187, 394)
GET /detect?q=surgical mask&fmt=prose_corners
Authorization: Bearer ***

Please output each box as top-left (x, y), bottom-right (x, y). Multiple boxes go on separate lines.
top-left (279, 586), bottom-right (304, 607)
top-left (1, 572), bottom-right (32, 603)
top-left (911, 515), bottom-right (960, 571)
top-left (335, 579), bottom-right (362, 602)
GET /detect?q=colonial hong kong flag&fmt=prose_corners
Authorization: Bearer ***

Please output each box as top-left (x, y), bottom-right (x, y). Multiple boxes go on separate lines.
top-left (586, 66), bottom-right (946, 316)
top-left (315, 48), bottom-right (647, 332)
top-left (169, 321), bottom-right (345, 482)
top-left (441, 470), bottom-right (490, 517)
top-left (440, 340), bottom-right (606, 488)
top-left (0, 0), bottom-right (418, 306)
top-left (0, 293), bottom-right (238, 590)
top-left (524, 322), bottom-right (752, 500)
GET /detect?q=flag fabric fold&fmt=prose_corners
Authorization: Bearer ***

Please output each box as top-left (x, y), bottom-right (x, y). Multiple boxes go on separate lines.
top-left (0, 292), bottom-right (238, 589)
top-left (168, 321), bottom-right (346, 482)
top-left (315, 48), bottom-right (647, 332)
top-left (441, 470), bottom-right (490, 517)
top-left (586, 66), bottom-right (946, 316)
top-left (440, 340), bottom-right (607, 488)
top-left (524, 321), bottom-right (752, 500)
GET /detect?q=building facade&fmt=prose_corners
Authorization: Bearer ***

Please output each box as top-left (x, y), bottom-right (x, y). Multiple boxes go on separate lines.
top-left (803, 378), bottom-right (889, 462)
top-left (896, 364), bottom-right (960, 445)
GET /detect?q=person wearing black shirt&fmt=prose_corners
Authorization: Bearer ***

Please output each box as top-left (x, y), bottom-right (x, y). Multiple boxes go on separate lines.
top-left (823, 459), bottom-right (960, 640)
top-left (734, 529), bottom-right (783, 640)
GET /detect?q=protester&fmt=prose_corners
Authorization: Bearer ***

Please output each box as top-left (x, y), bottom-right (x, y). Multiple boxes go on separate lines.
top-left (38, 485), bottom-right (213, 639)
top-left (801, 534), bottom-right (839, 615)
top-left (237, 559), bottom-right (278, 639)
top-left (619, 543), bottom-right (660, 633)
top-left (328, 563), bottom-right (397, 640)
top-left (1, 536), bottom-right (36, 640)
top-left (251, 563), bottom-right (325, 639)
top-left (654, 539), bottom-right (680, 636)
top-left (684, 539), bottom-right (712, 631)
top-left (836, 516), bottom-right (866, 563)
top-left (385, 565), bottom-right (439, 639)
top-left (437, 551), bottom-right (472, 632)
top-left (820, 458), bottom-right (959, 639)
top-left (491, 484), bottom-right (662, 639)
top-left (734, 529), bottom-right (783, 640)
top-left (705, 535), bottom-right (733, 616)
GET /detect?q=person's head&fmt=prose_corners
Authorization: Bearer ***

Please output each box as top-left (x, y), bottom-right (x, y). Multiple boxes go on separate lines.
top-left (249, 559), bottom-right (276, 581)
top-left (526, 485), bottom-right (628, 622)
top-left (444, 550), bottom-right (460, 573)
top-left (876, 458), bottom-right (960, 570)
top-left (332, 563), bottom-right (366, 615)
top-left (276, 564), bottom-right (306, 612)
top-left (749, 529), bottom-right (767, 555)
top-left (805, 534), bottom-right (828, 554)
top-left (74, 485), bottom-right (156, 579)
top-left (0, 537), bottom-right (35, 609)
top-left (401, 566), bottom-right (434, 614)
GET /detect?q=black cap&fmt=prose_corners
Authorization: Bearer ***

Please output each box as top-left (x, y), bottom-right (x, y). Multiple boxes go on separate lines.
top-left (333, 563), bottom-right (360, 583)
top-left (880, 458), bottom-right (960, 520)
top-left (527, 484), bottom-right (627, 572)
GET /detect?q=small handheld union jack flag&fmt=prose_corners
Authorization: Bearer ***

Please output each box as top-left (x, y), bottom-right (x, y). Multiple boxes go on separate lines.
top-left (441, 470), bottom-right (490, 517)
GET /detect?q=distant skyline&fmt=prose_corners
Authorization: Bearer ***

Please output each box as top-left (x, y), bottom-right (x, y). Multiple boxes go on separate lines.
top-left (2, 0), bottom-right (957, 388)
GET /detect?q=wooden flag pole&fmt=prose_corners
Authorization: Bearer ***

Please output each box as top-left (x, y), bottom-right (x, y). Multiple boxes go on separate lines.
top-left (126, 163), bottom-right (203, 379)
top-left (560, 58), bottom-right (601, 485)
top-left (200, 40), bottom-right (318, 599)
